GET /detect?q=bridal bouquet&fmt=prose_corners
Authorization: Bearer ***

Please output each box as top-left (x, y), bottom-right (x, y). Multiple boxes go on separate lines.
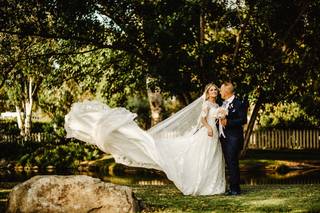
top-left (216, 107), bottom-right (228, 119)
top-left (217, 107), bottom-right (228, 138)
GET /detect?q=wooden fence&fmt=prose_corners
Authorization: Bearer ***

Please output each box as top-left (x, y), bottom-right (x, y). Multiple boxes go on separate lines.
top-left (248, 129), bottom-right (320, 150)
top-left (0, 132), bottom-right (56, 143)
top-left (1, 129), bottom-right (320, 150)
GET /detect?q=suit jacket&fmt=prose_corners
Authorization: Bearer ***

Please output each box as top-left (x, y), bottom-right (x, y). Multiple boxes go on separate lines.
top-left (223, 97), bottom-right (247, 148)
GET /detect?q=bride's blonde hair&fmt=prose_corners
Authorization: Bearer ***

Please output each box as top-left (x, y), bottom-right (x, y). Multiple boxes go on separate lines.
top-left (203, 83), bottom-right (219, 100)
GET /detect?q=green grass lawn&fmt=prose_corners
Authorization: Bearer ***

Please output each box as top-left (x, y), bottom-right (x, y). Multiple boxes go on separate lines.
top-left (133, 184), bottom-right (320, 213)
top-left (1, 162), bottom-right (320, 213)
top-left (1, 182), bottom-right (319, 212)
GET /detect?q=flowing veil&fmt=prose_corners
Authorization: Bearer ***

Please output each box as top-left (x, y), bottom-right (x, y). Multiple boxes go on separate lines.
top-left (147, 96), bottom-right (204, 140)
top-left (65, 95), bottom-right (205, 144)
top-left (64, 95), bottom-right (206, 170)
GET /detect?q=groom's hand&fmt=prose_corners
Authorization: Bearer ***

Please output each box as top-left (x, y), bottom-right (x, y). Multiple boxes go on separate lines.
top-left (220, 118), bottom-right (227, 127)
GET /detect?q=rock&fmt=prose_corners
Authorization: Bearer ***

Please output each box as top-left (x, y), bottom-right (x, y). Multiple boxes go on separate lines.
top-left (7, 175), bottom-right (139, 213)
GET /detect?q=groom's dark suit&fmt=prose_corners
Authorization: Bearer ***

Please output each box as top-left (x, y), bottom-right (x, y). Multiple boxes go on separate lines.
top-left (220, 96), bottom-right (247, 193)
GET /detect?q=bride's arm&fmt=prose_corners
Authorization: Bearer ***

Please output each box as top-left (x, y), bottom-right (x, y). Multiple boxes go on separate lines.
top-left (201, 117), bottom-right (213, 137)
top-left (200, 104), bottom-right (213, 137)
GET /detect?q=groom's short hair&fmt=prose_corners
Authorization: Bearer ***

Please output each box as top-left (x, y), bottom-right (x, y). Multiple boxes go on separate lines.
top-left (222, 82), bottom-right (234, 94)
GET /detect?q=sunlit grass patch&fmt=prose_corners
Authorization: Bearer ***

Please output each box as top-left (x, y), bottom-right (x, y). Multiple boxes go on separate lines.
top-left (133, 184), bottom-right (320, 212)
top-left (0, 181), bottom-right (319, 212)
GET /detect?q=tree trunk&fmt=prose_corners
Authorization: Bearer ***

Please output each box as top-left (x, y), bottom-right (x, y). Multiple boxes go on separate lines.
top-left (24, 78), bottom-right (33, 136)
top-left (182, 93), bottom-right (192, 105)
top-left (15, 77), bottom-right (34, 137)
top-left (240, 94), bottom-right (264, 158)
top-left (24, 100), bottom-right (32, 136)
top-left (199, 1), bottom-right (205, 81)
top-left (15, 105), bottom-right (25, 137)
top-left (147, 88), bottom-right (163, 126)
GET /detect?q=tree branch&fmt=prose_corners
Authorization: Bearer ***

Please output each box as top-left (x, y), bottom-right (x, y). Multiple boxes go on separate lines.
top-left (232, 3), bottom-right (253, 67)
top-left (0, 30), bottom-right (134, 53)
top-left (241, 90), bottom-right (264, 158)
top-left (15, 48), bottom-right (103, 63)
top-left (282, 1), bottom-right (310, 43)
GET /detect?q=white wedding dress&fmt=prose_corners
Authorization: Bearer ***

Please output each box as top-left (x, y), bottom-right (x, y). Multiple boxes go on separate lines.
top-left (65, 99), bottom-right (226, 195)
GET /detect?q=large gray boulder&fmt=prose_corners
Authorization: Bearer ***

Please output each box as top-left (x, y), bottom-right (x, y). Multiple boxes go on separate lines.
top-left (6, 175), bottom-right (139, 213)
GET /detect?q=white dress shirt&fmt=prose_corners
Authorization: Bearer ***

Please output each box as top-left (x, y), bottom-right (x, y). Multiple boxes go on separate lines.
top-left (224, 95), bottom-right (235, 109)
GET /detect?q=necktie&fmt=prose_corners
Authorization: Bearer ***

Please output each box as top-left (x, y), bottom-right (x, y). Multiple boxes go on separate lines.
top-left (222, 101), bottom-right (228, 108)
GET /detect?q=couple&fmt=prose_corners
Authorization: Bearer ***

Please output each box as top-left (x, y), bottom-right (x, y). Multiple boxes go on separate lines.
top-left (65, 82), bottom-right (247, 196)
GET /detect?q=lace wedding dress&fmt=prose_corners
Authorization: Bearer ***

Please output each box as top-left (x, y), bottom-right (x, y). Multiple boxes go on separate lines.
top-left (65, 98), bottom-right (226, 195)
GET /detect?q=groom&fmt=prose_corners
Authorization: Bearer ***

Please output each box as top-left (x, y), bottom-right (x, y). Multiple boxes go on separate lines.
top-left (219, 82), bottom-right (247, 196)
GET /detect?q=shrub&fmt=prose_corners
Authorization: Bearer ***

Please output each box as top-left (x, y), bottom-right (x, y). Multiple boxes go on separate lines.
top-left (1, 139), bottom-right (103, 170)
top-left (15, 141), bottom-right (103, 170)
top-left (258, 102), bottom-right (318, 129)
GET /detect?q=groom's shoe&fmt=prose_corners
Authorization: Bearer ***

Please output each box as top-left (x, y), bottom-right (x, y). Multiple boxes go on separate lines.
top-left (225, 190), bottom-right (241, 196)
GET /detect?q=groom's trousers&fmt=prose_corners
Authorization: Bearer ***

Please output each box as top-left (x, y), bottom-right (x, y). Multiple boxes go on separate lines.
top-left (220, 136), bottom-right (241, 192)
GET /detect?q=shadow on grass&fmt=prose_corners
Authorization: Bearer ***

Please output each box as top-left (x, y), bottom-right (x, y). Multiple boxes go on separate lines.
top-left (0, 182), bottom-right (21, 212)
top-left (244, 149), bottom-right (320, 161)
top-left (0, 190), bottom-right (10, 213)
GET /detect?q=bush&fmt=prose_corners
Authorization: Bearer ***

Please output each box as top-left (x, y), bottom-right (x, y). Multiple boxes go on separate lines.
top-left (258, 102), bottom-right (318, 129)
top-left (0, 119), bottom-right (20, 134)
top-left (15, 141), bottom-right (103, 170)
top-left (0, 119), bottom-right (57, 135)
top-left (0, 139), bottom-right (103, 170)
top-left (0, 140), bottom-right (42, 160)
top-left (126, 95), bottom-right (151, 129)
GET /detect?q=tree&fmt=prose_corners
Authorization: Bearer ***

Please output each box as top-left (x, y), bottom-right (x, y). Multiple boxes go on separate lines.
top-left (1, 35), bottom-right (58, 136)
top-left (1, 0), bottom-right (319, 145)
top-left (229, 0), bottom-right (320, 155)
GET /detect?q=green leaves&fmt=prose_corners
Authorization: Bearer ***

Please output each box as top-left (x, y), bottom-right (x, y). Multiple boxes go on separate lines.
top-left (259, 102), bottom-right (318, 129)
top-left (1, 0), bottom-right (320, 127)
top-left (15, 141), bottom-right (103, 170)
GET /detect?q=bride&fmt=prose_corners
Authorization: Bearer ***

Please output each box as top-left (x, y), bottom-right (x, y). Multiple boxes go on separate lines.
top-left (65, 83), bottom-right (226, 195)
